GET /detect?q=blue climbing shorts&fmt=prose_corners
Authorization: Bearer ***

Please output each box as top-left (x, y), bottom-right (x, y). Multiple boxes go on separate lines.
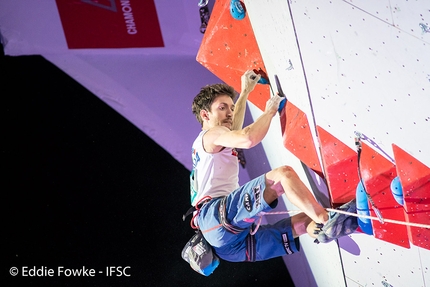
top-left (197, 174), bottom-right (300, 262)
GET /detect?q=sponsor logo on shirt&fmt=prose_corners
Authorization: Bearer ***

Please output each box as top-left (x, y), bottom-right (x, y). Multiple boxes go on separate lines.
top-left (192, 148), bottom-right (200, 169)
top-left (253, 186), bottom-right (261, 210)
top-left (244, 193), bottom-right (252, 212)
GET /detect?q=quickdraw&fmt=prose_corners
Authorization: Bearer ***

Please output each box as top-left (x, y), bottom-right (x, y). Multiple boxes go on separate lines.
top-left (355, 131), bottom-right (384, 224)
top-left (199, 5), bottom-right (210, 34)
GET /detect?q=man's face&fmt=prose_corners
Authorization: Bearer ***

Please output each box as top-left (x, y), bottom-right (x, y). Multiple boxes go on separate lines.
top-left (206, 95), bottom-right (234, 130)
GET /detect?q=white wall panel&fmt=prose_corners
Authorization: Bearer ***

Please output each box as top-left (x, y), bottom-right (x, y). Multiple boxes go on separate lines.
top-left (340, 233), bottom-right (429, 286)
top-left (345, 0), bottom-right (430, 41)
top-left (291, 0), bottom-right (430, 166)
top-left (342, 0), bottom-right (393, 24)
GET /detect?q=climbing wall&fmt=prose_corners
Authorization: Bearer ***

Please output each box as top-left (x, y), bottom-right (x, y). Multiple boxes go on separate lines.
top-left (196, 0), bottom-right (324, 176)
top-left (197, 0), bottom-right (430, 286)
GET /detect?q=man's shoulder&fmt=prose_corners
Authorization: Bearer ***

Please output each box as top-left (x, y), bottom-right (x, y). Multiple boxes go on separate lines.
top-left (202, 127), bottom-right (230, 153)
top-left (203, 126), bottom-right (230, 142)
top-left (205, 126), bottom-right (230, 135)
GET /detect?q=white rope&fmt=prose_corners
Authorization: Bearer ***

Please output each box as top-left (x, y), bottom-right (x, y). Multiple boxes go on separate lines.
top-left (250, 209), bottom-right (430, 235)
top-left (324, 208), bottom-right (430, 229)
top-left (250, 210), bottom-right (301, 235)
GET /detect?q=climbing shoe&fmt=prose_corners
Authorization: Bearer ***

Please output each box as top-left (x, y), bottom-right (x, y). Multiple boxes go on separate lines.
top-left (314, 199), bottom-right (358, 244)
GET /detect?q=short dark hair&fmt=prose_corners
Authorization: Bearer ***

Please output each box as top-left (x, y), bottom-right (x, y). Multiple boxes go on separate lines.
top-left (192, 83), bottom-right (237, 126)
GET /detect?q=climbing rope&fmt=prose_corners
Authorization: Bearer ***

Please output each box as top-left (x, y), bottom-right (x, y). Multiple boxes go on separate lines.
top-left (250, 208), bottom-right (430, 235)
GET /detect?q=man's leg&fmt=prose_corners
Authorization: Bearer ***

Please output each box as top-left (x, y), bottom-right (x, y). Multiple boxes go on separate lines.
top-left (264, 165), bottom-right (329, 224)
top-left (290, 212), bottom-right (321, 238)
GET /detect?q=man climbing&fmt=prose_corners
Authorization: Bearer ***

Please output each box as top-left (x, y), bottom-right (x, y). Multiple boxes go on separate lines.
top-left (189, 70), bottom-right (357, 263)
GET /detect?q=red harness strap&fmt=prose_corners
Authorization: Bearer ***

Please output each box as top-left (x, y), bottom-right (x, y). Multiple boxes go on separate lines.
top-left (189, 196), bottom-right (212, 229)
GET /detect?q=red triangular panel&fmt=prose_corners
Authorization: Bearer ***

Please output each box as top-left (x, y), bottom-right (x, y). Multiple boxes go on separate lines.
top-left (392, 144), bottom-right (430, 250)
top-left (280, 102), bottom-right (323, 177)
top-left (196, 0), bottom-right (269, 111)
top-left (317, 126), bottom-right (358, 204)
top-left (360, 143), bottom-right (409, 248)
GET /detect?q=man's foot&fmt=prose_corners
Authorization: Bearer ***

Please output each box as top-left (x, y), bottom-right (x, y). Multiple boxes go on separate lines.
top-left (314, 199), bottom-right (358, 244)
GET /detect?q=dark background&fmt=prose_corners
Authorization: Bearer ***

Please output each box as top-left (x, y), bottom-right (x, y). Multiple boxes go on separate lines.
top-left (2, 45), bottom-right (295, 287)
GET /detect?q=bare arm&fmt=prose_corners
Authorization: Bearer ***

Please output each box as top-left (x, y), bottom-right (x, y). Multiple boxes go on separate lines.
top-left (204, 95), bottom-right (283, 152)
top-left (231, 70), bottom-right (261, 131)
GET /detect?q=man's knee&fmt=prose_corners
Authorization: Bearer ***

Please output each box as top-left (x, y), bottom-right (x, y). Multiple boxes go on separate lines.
top-left (265, 166), bottom-right (298, 200)
top-left (274, 165), bottom-right (298, 180)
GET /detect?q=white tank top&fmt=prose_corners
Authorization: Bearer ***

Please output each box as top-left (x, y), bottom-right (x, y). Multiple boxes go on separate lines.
top-left (190, 130), bottom-right (239, 206)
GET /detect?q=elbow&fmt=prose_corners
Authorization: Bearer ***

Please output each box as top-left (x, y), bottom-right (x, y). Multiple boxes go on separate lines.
top-left (240, 128), bottom-right (260, 149)
top-left (244, 135), bottom-right (260, 149)
top-left (240, 138), bottom-right (254, 149)
top-left (248, 136), bottom-right (262, 149)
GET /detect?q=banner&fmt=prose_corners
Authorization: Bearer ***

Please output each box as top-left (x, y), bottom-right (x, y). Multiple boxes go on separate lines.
top-left (56, 0), bottom-right (164, 48)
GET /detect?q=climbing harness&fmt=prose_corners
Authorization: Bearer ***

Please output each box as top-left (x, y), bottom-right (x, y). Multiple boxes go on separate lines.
top-left (245, 233), bottom-right (256, 262)
top-left (183, 196), bottom-right (247, 234)
top-left (218, 197), bottom-right (247, 234)
top-left (183, 196), bottom-right (212, 229)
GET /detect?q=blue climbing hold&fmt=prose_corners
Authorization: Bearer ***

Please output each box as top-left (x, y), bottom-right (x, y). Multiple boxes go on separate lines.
top-left (230, 0), bottom-right (246, 20)
top-left (258, 77), bottom-right (269, 84)
top-left (390, 176), bottom-right (404, 206)
top-left (253, 69), bottom-right (269, 85)
top-left (356, 180), bottom-right (373, 235)
top-left (274, 74), bottom-right (287, 113)
top-left (278, 98), bottom-right (286, 112)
